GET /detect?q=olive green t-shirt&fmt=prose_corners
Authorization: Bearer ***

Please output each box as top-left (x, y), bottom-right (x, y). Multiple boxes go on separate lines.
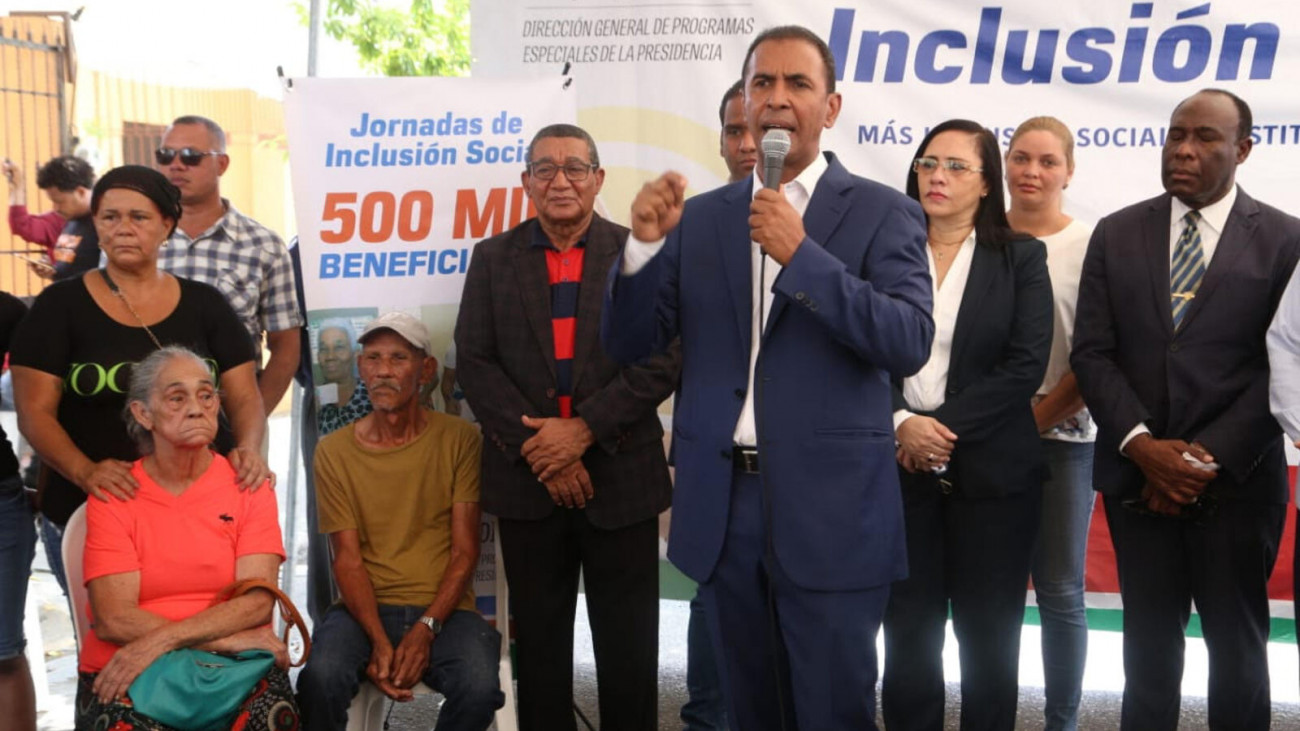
top-left (314, 409), bottom-right (481, 610)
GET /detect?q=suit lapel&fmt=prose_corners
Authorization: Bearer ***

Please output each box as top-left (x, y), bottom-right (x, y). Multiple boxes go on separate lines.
top-left (1176, 191), bottom-right (1258, 332)
top-left (802, 155), bottom-right (852, 252)
top-left (762, 153), bottom-right (851, 340)
top-left (569, 218), bottom-right (618, 390)
top-left (718, 181), bottom-right (754, 352)
top-left (1143, 197), bottom-right (1175, 338)
top-left (511, 231), bottom-right (557, 381)
top-left (948, 243), bottom-right (996, 369)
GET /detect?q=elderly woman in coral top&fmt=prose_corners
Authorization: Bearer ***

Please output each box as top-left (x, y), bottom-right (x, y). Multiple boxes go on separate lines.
top-left (76, 346), bottom-right (297, 731)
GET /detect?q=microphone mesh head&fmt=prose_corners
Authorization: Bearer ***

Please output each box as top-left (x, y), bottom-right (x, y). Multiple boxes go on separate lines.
top-left (761, 129), bottom-right (791, 157)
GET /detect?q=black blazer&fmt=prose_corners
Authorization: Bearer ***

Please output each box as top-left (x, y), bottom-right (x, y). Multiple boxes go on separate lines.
top-left (454, 215), bottom-right (680, 529)
top-left (1071, 189), bottom-right (1300, 503)
top-left (894, 238), bottom-right (1054, 498)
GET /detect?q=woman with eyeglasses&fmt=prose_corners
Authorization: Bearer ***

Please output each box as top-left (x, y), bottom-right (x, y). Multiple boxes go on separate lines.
top-left (9, 166), bottom-right (271, 572)
top-left (1004, 116), bottom-right (1095, 731)
top-left (882, 119), bottom-right (1053, 731)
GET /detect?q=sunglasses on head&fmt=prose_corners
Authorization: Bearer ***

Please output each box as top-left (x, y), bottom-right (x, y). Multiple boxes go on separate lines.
top-left (155, 147), bottom-right (223, 166)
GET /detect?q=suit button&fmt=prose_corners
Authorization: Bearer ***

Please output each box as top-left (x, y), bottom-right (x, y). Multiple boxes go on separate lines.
top-left (795, 292), bottom-right (807, 301)
top-left (734, 388), bottom-right (745, 399)
top-left (546, 388), bottom-right (557, 398)
top-left (1170, 343), bottom-right (1180, 353)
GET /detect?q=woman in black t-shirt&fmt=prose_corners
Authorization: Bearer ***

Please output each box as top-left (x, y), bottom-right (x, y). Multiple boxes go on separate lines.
top-left (10, 165), bottom-right (271, 529)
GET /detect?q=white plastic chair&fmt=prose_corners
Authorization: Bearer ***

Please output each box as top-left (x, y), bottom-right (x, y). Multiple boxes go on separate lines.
top-left (60, 504), bottom-right (90, 652)
top-left (344, 518), bottom-right (517, 731)
top-left (345, 680), bottom-right (435, 730)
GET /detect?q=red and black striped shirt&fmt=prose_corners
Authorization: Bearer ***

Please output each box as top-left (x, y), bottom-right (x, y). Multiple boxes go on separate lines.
top-left (532, 224), bottom-right (586, 417)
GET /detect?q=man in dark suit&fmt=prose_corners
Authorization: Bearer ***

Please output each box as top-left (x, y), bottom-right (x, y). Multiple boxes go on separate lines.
top-left (1072, 89), bottom-right (1300, 730)
top-left (604, 26), bottom-right (933, 730)
top-left (454, 124), bottom-right (679, 731)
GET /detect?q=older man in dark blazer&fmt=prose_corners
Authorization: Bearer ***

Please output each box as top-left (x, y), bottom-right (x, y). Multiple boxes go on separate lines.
top-left (454, 123), bottom-right (679, 731)
top-left (1072, 89), bottom-right (1300, 730)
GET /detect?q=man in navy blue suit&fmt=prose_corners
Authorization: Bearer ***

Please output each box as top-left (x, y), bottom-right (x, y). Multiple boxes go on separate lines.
top-left (604, 26), bottom-right (933, 730)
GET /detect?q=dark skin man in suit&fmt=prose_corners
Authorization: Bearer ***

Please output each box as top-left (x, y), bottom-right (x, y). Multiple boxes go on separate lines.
top-left (1072, 89), bottom-right (1300, 730)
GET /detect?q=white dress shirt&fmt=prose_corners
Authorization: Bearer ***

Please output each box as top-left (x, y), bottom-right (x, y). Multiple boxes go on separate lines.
top-left (622, 151), bottom-right (830, 446)
top-left (1119, 185), bottom-right (1238, 453)
top-left (1267, 263), bottom-right (1300, 442)
top-left (1267, 263), bottom-right (1300, 500)
top-left (893, 231), bottom-right (977, 430)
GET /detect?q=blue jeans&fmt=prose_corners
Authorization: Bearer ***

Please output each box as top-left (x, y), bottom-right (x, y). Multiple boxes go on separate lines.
top-left (39, 515), bottom-right (68, 597)
top-left (297, 605), bottom-right (503, 731)
top-left (1031, 439), bottom-right (1095, 731)
top-left (0, 476), bottom-right (36, 660)
top-left (681, 589), bottom-right (727, 730)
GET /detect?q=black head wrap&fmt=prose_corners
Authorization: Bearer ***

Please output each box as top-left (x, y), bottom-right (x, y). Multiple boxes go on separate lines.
top-left (91, 165), bottom-right (183, 235)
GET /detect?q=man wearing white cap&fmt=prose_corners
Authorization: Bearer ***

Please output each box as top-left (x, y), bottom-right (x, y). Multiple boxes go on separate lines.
top-left (297, 312), bottom-right (504, 731)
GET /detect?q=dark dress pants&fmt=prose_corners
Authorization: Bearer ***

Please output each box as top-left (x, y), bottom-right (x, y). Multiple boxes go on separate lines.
top-left (498, 509), bottom-right (659, 731)
top-left (882, 472), bottom-right (1041, 731)
top-left (700, 470), bottom-right (889, 731)
top-left (1103, 495), bottom-right (1284, 731)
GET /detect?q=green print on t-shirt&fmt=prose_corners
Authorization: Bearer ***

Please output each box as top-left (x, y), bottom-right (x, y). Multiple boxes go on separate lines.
top-left (64, 357), bottom-right (221, 397)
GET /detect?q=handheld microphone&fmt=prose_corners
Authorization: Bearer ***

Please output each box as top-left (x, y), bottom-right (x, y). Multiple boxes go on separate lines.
top-left (761, 129), bottom-right (790, 191)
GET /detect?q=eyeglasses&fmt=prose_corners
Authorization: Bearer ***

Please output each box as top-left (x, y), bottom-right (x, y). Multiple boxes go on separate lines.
top-left (155, 147), bottom-right (223, 166)
top-left (912, 157), bottom-right (983, 176)
top-left (528, 160), bottom-right (598, 182)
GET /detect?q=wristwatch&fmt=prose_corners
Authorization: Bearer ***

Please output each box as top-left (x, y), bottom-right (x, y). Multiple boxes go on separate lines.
top-left (418, 615), bottom-right (442, 635)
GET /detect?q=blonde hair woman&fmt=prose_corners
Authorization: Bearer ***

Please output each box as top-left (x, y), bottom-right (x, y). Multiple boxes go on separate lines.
top-left (1005, 116), bottom-right (1095, 731)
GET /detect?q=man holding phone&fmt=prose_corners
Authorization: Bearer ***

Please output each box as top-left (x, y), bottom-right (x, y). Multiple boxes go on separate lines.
top-left (3, 156), bottom-right (97, 281)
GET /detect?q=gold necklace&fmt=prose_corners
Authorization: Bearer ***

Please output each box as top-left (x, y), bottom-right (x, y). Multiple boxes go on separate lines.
top-left (930, 240), bottom-right (965, 261)
top-left (100, 269), bottom-right (164, 349)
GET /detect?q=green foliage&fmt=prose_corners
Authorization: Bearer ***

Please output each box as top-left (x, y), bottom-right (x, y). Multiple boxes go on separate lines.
top-left (306, 0), bottom-right (471, 77)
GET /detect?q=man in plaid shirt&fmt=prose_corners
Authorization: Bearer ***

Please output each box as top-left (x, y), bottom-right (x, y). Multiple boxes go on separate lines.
top-left (155, 114), bottom-right (303, 413)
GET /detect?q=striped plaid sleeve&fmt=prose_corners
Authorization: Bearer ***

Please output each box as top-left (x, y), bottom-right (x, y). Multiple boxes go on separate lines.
top-left (248, 221), bottom-right (305, 333)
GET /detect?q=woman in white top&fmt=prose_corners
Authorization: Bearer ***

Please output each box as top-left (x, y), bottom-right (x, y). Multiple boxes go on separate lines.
top-left (1005, 116), bottom-right (1096, 731)
top-left (882, 119), bottom-right (1053, 731)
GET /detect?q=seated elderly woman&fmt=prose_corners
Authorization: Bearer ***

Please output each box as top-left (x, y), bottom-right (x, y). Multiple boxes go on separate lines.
top-left (75, 346), bottom-right (298, 731)
top-left (315, 317), bottom-right (371, 435)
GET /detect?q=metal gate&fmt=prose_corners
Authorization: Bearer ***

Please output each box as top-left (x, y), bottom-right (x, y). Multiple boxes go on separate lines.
top-left (1, 14), bottom-right (72, 297)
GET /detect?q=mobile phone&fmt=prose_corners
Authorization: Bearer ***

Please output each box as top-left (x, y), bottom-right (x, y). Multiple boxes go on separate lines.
top-left (7, 252), bottom-right (53, 271)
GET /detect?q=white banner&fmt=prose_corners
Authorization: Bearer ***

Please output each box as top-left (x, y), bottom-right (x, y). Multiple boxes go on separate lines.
top-left (469, 0), bottom-right (1300, 612)
top-left (284, 76), bottom-right (577, 618)
top-left (471, 0), bottom-right (1300, 227)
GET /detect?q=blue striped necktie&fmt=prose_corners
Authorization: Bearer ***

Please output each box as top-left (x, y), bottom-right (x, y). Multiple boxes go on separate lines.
top-left (1170, 210), bottom-right (1205, 328)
